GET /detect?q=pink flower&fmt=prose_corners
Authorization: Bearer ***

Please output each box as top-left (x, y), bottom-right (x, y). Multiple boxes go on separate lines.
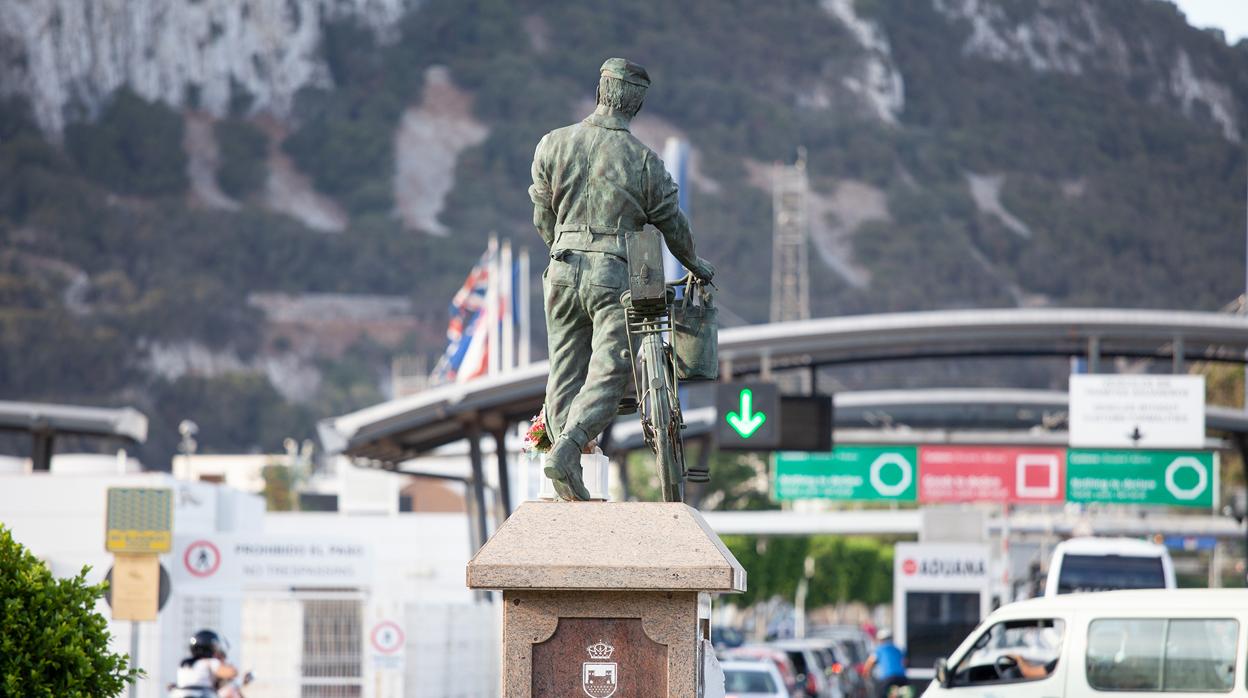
top-left (524, 409), bottom-right (552, 453)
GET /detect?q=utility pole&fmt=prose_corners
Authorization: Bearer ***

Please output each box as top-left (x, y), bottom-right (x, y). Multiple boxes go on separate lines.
top-left (770, 149), bottom-right (811, 324)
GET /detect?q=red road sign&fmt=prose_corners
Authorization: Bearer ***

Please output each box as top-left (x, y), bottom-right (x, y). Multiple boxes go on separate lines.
top-left (918, 446), bottom-right (1065, 504)
top-left (370, 621), bottom-right (405, 654)
top-left (183, 540), bottom-right (221, 578)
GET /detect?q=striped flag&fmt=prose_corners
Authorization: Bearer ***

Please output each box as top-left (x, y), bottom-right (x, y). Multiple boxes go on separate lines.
top-left (431, 247), bottom-right (492, 384)
top-left (430, 237), bottom-right (529, 386)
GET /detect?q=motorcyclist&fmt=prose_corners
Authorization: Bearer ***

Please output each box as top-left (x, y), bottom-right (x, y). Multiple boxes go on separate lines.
top-left (169, 629), bottom-right (238, 697)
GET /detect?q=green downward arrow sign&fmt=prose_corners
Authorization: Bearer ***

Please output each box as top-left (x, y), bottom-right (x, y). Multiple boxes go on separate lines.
top-left (726, 388), bottom-right (767, 438)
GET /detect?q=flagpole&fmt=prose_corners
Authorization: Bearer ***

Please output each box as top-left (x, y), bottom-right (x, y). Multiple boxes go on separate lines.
top-left (519, 247), bottom-right (531, 366)
top-left (501, 239), bottom-right (514, 372)
top-left (486, 235), bottom-right (500, 376)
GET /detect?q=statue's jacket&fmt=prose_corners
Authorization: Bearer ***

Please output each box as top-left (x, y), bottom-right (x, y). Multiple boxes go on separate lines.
top-left (529, 110), bottom-right (700, 285)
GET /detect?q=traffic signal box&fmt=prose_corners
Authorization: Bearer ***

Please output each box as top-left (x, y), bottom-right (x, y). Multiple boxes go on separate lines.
top-left (715, 382), bottom-right (833, 452)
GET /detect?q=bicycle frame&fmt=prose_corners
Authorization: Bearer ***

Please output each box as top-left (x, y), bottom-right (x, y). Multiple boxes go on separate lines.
top-left (621, 280), bottom-right (687, 502)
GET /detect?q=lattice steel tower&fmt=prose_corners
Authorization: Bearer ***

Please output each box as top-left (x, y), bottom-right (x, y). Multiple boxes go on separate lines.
top-left (770, 150), bottom-right (811, 323)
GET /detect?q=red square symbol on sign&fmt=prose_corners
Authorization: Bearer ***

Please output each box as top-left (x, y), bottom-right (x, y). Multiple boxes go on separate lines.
top-left (1015, 454), bottom-right (1059, 499)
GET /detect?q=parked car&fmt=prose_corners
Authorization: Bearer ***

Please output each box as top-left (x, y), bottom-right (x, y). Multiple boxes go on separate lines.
top-left (722, 645), bottom-right (803, 697)
top-left (809, 624), bottom-right (874, 674)
top-left (808, 640), bottom-right (861, 698)
top-left (828, 640), bottom-right (870, 698)
top-left (722, 659), bottom-right (791, 698)
top-left (770, 639), bottom-right (845, 698)
top-left (927, 589), bottom-right (1246, 697)
top-left (714, 625), bottom-right (747, 650)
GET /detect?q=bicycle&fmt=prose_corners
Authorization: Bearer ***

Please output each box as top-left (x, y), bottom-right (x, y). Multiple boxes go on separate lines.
top-left (620, 273), bottom-right (706, 503)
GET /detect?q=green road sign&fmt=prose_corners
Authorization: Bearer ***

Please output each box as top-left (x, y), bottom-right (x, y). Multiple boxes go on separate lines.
top-left (774, 446), bottom-right (918, 501)
top-left (1067, 450), bottom-right (1216, 508)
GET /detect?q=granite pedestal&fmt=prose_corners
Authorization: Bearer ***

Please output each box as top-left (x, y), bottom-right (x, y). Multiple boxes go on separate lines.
top-left (467, 501), bottom-right (746, 697)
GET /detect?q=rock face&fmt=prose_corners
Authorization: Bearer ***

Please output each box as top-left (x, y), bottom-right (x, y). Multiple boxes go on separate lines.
top-left (0, 0), bottom-right (415, 135)
top-left (2, 0), bottom-right (1237, 144)
top-left (393, 67), bottom-right (489, 235)
top-left (932, 0), bottom-right (1242, 141)
top-left (821, 0), bottom-right (905, 124)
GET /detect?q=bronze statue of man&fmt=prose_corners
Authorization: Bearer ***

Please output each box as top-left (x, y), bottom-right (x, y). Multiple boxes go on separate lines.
top-left (529, 58), bottom-right (715, 501)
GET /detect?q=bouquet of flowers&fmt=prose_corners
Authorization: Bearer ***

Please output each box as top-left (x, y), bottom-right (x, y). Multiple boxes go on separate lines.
top-left (523, 410), bottom-right (552, 454)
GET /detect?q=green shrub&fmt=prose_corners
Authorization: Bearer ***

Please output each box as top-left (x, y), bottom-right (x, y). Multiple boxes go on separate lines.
top-left (0, 526), bottom-right (141, 696)
top-left (214, 118), bottom-right (268, 198)
top-left (64, 89), bottom-right (187, 197)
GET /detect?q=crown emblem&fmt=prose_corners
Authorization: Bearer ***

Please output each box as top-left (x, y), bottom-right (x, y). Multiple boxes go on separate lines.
top-left (586, 641), bottom-right (615, 660)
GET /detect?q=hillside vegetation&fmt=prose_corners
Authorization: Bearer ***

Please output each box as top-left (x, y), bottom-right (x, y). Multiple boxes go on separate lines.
top-left (0, 0), bottom-right (1244, 465)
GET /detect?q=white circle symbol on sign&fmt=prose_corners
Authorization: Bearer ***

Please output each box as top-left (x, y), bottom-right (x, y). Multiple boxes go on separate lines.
top-left (1164, 457), bottom-right (1207, 501)
top-left (370, 620), bottom-right (406, 655)
top-left (869, 454), bottom-right (913, 497)
top-left (183, 540), bottom-right (221, 578)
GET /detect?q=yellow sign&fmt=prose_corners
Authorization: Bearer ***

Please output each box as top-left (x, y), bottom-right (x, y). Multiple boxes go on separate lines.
top-left (105, 488), bottom-right (173, 553)
top-left (110, 554), bottom-right (160, 621)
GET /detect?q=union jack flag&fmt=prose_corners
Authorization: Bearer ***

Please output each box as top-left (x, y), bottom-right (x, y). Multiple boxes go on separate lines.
top-left (431, 249), bottom-right (492, 384)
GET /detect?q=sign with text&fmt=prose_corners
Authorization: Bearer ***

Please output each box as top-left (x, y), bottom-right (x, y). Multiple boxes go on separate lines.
top-left (919, 446), bottom-right (1066, 504)
top-left (108, 554), bottom-right (161, 621)
top-left (171, 535), bottom-right (372, 590)
top-left (1066, 449), bottom-right (1215, 508)
top-left (105, 487), bottom-right (172, 553)
top-left (1069, 375), bottom-right (1205, 448)
top-left (105, 559), bottom-right (171, 616)
top-left (774, 446), bottom-right (917, 501)
top-left (716, 382), bottom-right (780, 450)
top-left (894, 542), bottom-right (990, 586)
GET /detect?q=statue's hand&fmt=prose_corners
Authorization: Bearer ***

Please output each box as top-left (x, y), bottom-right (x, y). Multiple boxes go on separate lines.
top-left (691, 257), bottom-right (715, 283)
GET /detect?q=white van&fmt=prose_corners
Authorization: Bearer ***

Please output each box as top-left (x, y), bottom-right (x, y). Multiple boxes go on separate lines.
top-left (925, 589), bottom-right (1246, 697)
top-left (1044, 537), bottom-right (1175, 596)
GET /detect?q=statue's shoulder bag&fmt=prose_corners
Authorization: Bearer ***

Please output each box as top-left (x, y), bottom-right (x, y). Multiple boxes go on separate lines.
top-left (672, 280), bottom-right (718, 381)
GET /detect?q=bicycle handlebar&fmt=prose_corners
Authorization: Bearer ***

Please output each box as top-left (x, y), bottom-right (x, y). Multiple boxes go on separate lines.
top-left (667, 272), bottom-right (714, 289)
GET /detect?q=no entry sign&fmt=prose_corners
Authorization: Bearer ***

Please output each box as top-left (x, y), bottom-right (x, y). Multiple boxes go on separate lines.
top-left (183, 540), bottom-right (221, 578)
top-left (371, 621), bottom-right (406, 655)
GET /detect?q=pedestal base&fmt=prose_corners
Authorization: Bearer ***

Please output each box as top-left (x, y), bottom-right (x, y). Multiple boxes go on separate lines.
top-left (505, 590), bottom-right (708, 698)
top-left (467, 502), bottom-right (745, 698)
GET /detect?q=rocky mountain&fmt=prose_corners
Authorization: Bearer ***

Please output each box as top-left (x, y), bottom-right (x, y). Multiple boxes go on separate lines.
top-left (0, 0), bottom-right (1243, 465)
top-left (0, 0), bottom-right (415, 134)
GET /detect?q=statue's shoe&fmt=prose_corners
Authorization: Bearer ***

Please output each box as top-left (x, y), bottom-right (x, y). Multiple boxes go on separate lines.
top-left (543, 440), bottom-right (592, 501)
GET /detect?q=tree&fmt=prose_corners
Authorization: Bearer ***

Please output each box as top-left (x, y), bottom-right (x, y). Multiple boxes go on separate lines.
top-left (0, 526), bottom-right (141, 696)
top-left (261, 462), bottom-right (297, 511)
top-left (64, 88), bottom-right (187, 197)
top-left (722, 534), bottom-right (894, 609)
top-left (214, 118), bottom-right (269, 199)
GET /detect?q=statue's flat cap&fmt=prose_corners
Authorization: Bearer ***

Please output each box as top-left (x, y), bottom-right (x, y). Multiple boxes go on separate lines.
top-left (600, 58), bottom-right (650, 88)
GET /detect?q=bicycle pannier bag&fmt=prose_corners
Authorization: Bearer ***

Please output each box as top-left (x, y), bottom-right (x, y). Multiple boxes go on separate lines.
top-left (673, 283), bottom-right (718, 381)
top-left (624, 228), bottom-right (667, 314)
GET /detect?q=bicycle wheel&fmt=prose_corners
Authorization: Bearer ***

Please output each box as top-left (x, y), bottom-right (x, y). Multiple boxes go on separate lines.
top-left (640, 333), bottom-right (683, 502)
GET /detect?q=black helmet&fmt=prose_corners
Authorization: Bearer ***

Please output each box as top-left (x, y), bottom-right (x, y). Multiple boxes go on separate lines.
top-left (189, 629), bottom-right (222, 659)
